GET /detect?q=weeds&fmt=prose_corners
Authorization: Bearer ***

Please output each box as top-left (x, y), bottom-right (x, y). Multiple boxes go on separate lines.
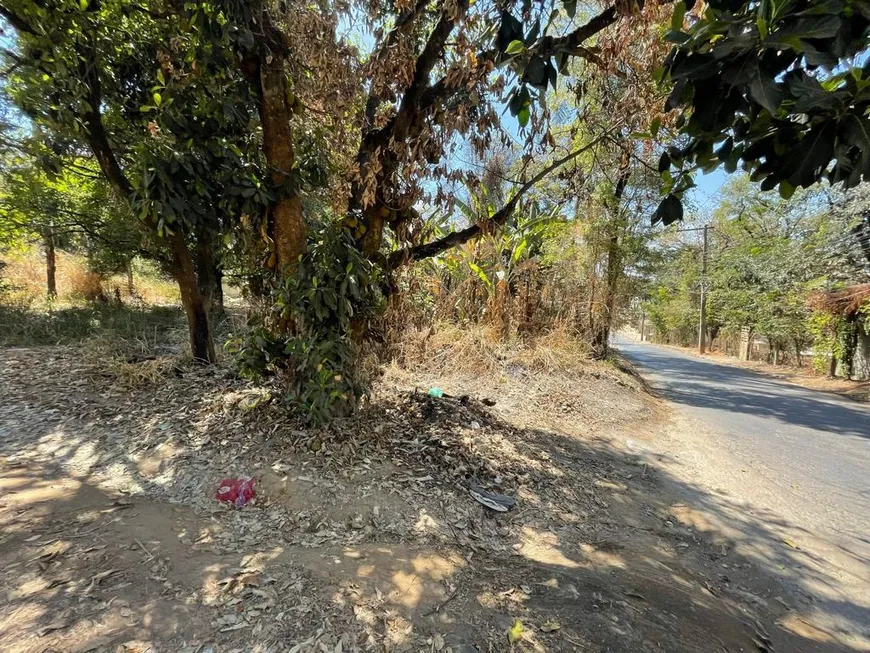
top-left (389, 320), bottom-right (592, 378)
top-left (0, 304), bottom-right (186, 348)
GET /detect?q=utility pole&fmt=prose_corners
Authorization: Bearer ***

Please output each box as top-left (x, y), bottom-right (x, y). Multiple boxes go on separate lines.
top-left (674, 224), bottom-right (713, 354)
top-left (699, 224), bottom-right (709, 355)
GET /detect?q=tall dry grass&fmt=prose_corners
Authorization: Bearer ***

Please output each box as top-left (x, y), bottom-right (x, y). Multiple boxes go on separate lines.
top-left (387, 319), bottom-right (592, 378)
top-left (0, 246), bottom-right (179, 306)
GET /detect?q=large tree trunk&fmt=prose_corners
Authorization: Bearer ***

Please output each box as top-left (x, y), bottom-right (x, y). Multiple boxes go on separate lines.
top-left (592, 161), bottom-right (631, 359)
top-left (169, 231), bottom-right (215, 363)
top-left (254, 11), bottom-right (306, 274)
top-left (195, 236), bottom-right (225, 318)
top-left (44, 231), bottom-right (57, 299)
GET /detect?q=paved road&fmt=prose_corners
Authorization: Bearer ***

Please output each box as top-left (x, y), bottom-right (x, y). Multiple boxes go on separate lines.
top-left (614, 336), bottom-right (870, 649)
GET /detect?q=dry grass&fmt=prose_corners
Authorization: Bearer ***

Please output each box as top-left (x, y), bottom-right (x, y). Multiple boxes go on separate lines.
top-left (389, 320), bottom-right (593, 378)
top-left (381, 320), bottom-right (646, 438)
top-left (96, 356), bottom-right (180, 388)
top-left (0, 247), bottom-right (180, 306)
top-left (77, 333), bottom-right (185, 388)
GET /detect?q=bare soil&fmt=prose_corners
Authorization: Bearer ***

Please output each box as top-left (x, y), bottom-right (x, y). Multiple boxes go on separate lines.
top-left (0, 345), bottom-right (848, 652)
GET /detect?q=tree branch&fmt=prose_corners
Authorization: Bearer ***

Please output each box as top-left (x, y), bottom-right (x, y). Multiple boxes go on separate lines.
top-left (77, 39), bottom-right (133, 199)
top-left (359, 0), bottom-right (469, 159)
top-left (0, 5), bottom-right (36, 34)
top-left (363, 2), bottom-right (623, 168)
top-left (388, 133), bottom-right (610, 267)
top-left (363, 0), bottom-right (432, 126)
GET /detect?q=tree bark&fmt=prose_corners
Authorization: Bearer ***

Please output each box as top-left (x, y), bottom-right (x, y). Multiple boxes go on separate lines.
top-left (195, 235), bottom-right (225, 318)
top-left (169, 231), bottom-right (215, 363)
top-left (251, 9), bottom-right (306, 274)
top-left (592, 159), bottom-right (631, 359)
top-left (126, 259), bottom-right (134, 296)
top-left (44, 231), bottom-right (57, 299)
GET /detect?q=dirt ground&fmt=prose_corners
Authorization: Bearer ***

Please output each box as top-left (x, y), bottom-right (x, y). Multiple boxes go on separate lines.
top-left (0, 345), bottom-right (854, 652)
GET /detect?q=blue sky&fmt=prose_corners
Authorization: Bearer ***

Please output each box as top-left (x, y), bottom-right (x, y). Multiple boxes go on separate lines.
top-left (687, 168), bottom-right (730, 217)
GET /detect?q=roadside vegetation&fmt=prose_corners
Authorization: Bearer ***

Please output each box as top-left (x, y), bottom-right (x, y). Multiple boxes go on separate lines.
top-left (640, 177), bottom-right (870, 381)
top-left (1, 0), bottom-right (869, 650)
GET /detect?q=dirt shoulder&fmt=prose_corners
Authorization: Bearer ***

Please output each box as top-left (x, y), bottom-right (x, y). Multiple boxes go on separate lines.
top-left (0, 345), bottom-right (850, 652)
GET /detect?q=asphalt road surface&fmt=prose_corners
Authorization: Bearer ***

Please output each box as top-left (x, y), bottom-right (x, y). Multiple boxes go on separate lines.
top-left (614, 335), bottom-right (870, 650)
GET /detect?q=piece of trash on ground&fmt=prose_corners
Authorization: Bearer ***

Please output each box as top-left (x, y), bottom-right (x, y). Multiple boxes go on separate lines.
top-left (469, 484), bottom-right (516, 512)
top-left (215, 477), bottom-right (256, 508)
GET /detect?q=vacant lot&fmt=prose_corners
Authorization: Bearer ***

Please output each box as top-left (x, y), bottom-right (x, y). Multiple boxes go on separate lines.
top-left (0, 333), bottom-right (847, 653)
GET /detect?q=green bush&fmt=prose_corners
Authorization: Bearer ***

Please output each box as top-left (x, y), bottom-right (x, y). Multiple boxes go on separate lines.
top-left (228, 224), bottom-right (384, 424)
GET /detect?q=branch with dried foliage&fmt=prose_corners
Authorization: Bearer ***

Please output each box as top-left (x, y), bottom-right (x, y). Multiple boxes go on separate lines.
top-left (388, 131), bottom-right (612, 268)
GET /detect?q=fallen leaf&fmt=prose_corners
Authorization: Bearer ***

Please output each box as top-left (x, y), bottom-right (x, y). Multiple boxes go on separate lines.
top-left (541, 620), bottom-right (561, 632)
top-left (508, 619), bottom-right (524, 644)
top-left (782, 538), bottom-right (800, 550)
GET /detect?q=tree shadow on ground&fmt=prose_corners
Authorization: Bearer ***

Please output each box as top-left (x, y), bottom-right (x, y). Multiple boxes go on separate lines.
top-left (617, 344), bottom-right (870, 438)
top-left (0, 349), bottom-right (868, 651)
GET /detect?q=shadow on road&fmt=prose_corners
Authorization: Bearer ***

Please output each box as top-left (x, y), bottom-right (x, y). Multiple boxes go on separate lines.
top-left (1, 345), bottom-right (868, 651)
top-left (619, 344), bottom-right (870, 439)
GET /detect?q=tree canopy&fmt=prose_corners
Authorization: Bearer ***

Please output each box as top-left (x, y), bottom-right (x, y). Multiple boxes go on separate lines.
top-left (655, 0), bottom-right (870, 224)
top-left (1, 0), bottom-right (868, 414)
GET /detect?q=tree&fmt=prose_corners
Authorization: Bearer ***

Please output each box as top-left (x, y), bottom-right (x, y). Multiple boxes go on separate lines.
top-left (0, 151), bottom-right (141, 298)
top-left (652, 0), bottom-right (870, 225)
top-left (0, 1), bottom-right (278, 361)
top-left (642, 175), bottom-right (869, 364)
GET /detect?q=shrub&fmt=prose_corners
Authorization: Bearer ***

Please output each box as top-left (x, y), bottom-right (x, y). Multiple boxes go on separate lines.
top-left (228, 223), bottom-right (384, 424)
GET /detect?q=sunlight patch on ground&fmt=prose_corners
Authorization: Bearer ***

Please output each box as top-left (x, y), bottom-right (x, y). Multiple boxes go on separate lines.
top-left (518, 526), bottom-right (584, 569)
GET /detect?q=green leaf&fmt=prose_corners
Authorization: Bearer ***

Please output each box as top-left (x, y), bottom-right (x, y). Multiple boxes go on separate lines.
top-left (508, 619), bottom-right (525, 644)
top-left (666, 30), bottom-right (691, 44)
top-left (715, 137), bottom-right (733, 160)
top-left (671, 1), bottom-right (686, 31)
top-left (650, 117), bottom-right (661, 138)
top-left (511, 239), bottom-right (529, 263)
top-left (786, 122), bottom-right (836, 188)
top-left (153, 91), bottom-right (162, 106)
top-left (658, 151), bottom-right (671, 172)
top-left (778, 179), bottom-right (795, 199)
top-left (506, 40), bottom-right (526, 55)
top-left (517, 106), bottom-right (530, 128)
top-left (756, 0), bottom-right (768, 38)
top-left (748, 69), bottom-right (783, 114)
top-left (652, 194), bottom-right (684, 226)
top-left (563, 0), bottom-right (576, 19)
top-left (524, 55), bottom-right (549, 91)
top-left (79, 0), bottom-right (89, 9)
top-left (468, 262), bottom-right (492, 288)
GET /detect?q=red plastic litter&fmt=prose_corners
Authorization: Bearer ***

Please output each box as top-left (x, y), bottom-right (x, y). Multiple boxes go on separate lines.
top-left (215, 477), bottom-right (256, 507)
